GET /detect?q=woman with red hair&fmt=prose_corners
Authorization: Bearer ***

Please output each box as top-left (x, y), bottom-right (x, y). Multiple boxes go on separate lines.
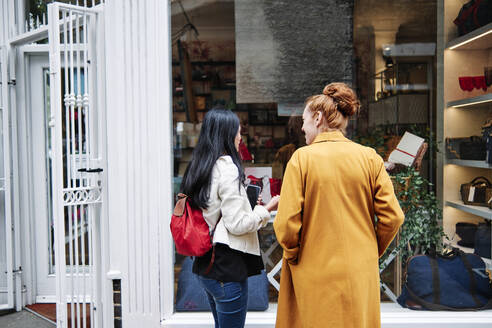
top-left (274, 83), bottom-right (404, 328)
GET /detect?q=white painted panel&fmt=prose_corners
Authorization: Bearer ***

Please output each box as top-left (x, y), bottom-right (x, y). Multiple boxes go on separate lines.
top-left (0, 37), bottom-right (14, 311)
top-left (104, 0), bottom-right (172, 326)
top-left (0, 50), bottom-right (7, 306)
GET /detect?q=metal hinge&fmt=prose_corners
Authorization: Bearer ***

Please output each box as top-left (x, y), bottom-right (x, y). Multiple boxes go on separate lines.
top-left (7, 79), bottom-right (16, 86)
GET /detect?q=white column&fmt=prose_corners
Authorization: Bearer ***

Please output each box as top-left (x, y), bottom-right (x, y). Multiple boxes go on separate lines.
top-left (104, 0), bottom-right (172, 327)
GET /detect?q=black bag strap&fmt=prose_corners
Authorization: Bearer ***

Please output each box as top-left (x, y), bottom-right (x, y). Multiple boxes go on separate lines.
top-left (470, 176), bottom-right (492, 187)
top-left (428, 256), bottom-right (441, 304)
top-left (457, 252), bottom-right (482, 308)
top-left (405, 283), bottom-right (492, 311)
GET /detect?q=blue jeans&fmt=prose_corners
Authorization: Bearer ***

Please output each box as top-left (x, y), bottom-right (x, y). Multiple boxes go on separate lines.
top-left (197, 276), bottom-right (248, 328)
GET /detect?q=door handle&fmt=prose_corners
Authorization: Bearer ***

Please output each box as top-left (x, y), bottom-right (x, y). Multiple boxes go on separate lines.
top-left (78, 168), bottom-right (103, 173)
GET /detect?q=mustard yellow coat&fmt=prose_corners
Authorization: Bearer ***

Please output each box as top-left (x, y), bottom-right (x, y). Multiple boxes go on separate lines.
top-left (273, 131), bottom-right (404, 328)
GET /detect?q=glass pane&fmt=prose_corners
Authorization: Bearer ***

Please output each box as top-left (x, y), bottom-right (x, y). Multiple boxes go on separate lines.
top-left (171, 1), bottom-right (286, 310)
top-left (43, 68), bottom-right (56, 274)
top-left (171, 0), bottom-right (438, 312)
top-left (354, 0), bottom-right (438, 302)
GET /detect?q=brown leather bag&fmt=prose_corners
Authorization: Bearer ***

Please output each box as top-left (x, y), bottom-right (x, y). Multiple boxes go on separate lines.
top-left (460, 176), bottom-right (492, 207)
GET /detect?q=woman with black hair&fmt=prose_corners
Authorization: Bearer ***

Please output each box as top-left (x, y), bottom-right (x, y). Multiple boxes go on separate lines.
top-left (181, 108), bottom-right (279, 328)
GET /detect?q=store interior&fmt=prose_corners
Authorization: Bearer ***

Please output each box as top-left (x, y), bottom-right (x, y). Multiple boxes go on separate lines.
top-left (170, 0), bottom-right (492, 310)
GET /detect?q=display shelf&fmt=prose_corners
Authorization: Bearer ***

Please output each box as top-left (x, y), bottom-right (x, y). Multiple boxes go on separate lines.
top-left (446, 159), bottom-right (492, 169)
top-left (445, 200), bottom-right (492, 220)
top-left (446, 22), bottom-right (492, 50)
top-left (447, 93), bottom-right (492, 109)
top-left (445, 241), bottom-right (492, 267)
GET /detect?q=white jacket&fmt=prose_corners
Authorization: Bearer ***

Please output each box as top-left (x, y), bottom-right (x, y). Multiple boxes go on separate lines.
top-left (203, 155), bottom-right (270, 256)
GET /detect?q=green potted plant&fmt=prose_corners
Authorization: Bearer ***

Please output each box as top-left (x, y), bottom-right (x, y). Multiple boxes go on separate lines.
top-left (352, 126), bottom-right (446, 265)
top-left (390, 167), bottom-right (446, 263)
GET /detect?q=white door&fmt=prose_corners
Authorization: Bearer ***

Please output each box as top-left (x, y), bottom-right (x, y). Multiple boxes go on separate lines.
top-left (28, 50), bottom-right (100, 305)
top-left (28, 53), bottom-right (57, 302)
top-left (48, 3), bottom-right (104, 327)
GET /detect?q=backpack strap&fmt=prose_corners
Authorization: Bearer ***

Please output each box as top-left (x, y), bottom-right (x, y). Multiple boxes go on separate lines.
top-left (203, 246), bottom-right (216, 275)
top-left (203, 215), bottom-right (222, 275)
top-left (173, 193), bottom-right (188, 216)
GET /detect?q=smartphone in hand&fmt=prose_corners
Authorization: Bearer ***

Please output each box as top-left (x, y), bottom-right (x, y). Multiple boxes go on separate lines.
top-left (246, 184), bottom-right (261, 210)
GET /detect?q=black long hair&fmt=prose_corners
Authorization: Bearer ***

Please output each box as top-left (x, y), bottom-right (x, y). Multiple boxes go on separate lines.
top-left (180, 108), bottom-right (245, 209)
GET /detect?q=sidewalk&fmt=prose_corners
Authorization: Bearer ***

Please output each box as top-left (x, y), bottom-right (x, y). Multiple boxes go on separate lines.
top-left (0, 310), bottom-right (55, 328)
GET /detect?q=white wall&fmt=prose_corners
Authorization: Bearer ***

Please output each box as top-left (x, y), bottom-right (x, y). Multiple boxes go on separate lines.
top-left (104, 0), bottom-right (173, 327)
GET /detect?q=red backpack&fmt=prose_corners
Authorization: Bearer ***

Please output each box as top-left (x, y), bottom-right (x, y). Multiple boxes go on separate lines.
top-left (170, 193), bottom-right (212, 257)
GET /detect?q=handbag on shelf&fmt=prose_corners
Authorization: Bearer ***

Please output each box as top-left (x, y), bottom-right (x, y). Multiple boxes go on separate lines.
top-left (474, 222), bottom-right (491, 259)
top-left (454, 0), bottom-right (492, 36)
top-left (460, 176), bottom-right (492, 206)
top-left (446, 137), bottom-right (486, 160)
top-left (460, 137), bottom-right (487, 160)
top-left (397, 249), bottom-right (492, 311)
top-left (456, 222), bottom-right (478, 248)
top-left (486, 135), bottom-right (492, 164)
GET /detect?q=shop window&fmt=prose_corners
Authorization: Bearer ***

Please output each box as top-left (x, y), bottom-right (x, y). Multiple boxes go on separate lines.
top-left (354, 0), bottom-right (438, 302)
top-left (170, 0), bottom-right (438, 314)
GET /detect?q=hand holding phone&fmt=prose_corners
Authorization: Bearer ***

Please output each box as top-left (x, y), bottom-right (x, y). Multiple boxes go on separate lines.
top-left (246, 184), bottom-right (261, 210)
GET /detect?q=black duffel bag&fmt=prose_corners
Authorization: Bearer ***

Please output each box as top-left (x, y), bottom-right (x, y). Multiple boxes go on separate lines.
top-left (456, 222), bottom-right (478, 248)
top-left (474, 222), bottom-right (491, 259)
top-left (398, 249), bottom-right (492, 310)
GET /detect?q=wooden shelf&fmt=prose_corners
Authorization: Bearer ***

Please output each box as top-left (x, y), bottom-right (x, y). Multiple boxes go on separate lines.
top-left (445, 200), bottom-right (492, 220)
top-left (446, 22), bottom-right (492, 50)
top-left (446, 159), bottom-right (492, 169)
top-left (447, 93), bottom-right (492, 108)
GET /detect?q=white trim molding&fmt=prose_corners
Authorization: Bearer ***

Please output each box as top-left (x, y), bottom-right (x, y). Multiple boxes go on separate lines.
top-left (161, 303), bottom-right (492, 328)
